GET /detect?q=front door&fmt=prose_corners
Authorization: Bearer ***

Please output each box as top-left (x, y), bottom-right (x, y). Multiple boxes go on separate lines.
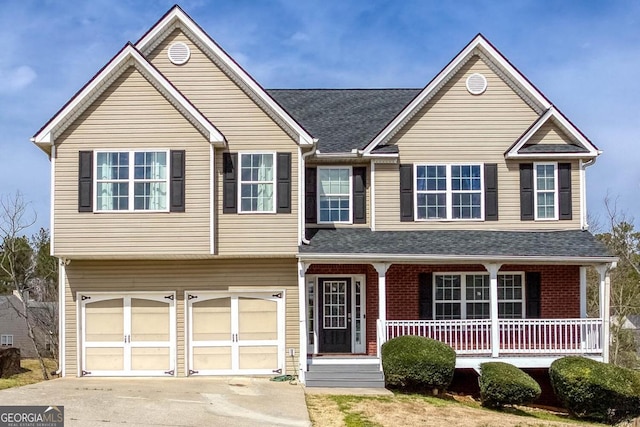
top-left (319, 278), bottom-right (352, 353)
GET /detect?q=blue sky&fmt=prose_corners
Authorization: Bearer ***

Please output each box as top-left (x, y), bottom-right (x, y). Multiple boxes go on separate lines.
top-left (1, 0), bottom-right (638, 233)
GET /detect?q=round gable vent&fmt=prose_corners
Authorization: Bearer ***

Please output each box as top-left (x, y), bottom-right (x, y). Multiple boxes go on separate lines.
top-left (466, 73), bottom-right (487, 95)
top-left (168, 41), bottom-right (190, 65)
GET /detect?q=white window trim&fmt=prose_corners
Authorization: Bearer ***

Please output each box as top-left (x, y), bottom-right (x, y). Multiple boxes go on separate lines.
top-left (94, 149), bottom-right (171, 213)
top-left (0, 334), bottom-right (13, 346)
top-left (414, 163), bottom-right (485, 221)
top-left (238, 151), bottom-right (277, 214)
top-left (433, 272), bottom-right (525, 320)
top-left (317, 166), bottom-right (353, 224)
top-left (533, 162), bottom-right (559, 221)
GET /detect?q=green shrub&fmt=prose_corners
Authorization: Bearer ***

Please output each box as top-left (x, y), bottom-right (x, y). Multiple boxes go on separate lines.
top-left (381, 335), bottom-right (455, 391)
top-left (479, 362), bottom-right (541, 408)
top-left (549, 356), bottom-right (640, 424)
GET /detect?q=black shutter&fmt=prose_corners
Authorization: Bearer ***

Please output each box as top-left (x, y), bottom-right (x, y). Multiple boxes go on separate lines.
top-left (520, 163), bottom-right (534, 220)
top-left (78, 151), bottom-right (93, 212)
top-left (352, 167), bottom-right (366, 224)
top-left (222, 152), bottom-right (237, 213)
top-left (558, 163), bottom-right (572, 220)
top-left (418, 272), bottom-right (433, 320)
top-left (525, 272), bottom-right (541, 319)
top-left (170, 150), bottom-right (185, 212)
top-left (305, 167), bottom-right (317, 224)
top-left (276, 152), bottom-right (291, 213)
top-left (399, 164), bottom-right (414, 222)
top-left (484, 163), bottom-right (498, 221)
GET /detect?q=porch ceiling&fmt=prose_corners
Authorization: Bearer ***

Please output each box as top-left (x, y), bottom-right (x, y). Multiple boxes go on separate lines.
top-left (299, 229), bottom-right (616, 265)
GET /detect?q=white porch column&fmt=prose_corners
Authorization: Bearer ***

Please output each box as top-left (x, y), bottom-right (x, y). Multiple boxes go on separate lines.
top-left (484, 263), bottom-right (502, 358)
top-left (373, 263), bottom-right (391, 358)
top-left (579, 267), bottom-right (588, 318)
top-left (297, 261), bottom-right (309, 381)
top-left (595, 263), bottom-right (612, 363)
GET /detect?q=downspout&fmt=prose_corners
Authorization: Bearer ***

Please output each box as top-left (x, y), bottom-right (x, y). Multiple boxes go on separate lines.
top-left (299, 140), bottom-right (318, 245)
top-left (581, 157), bottom-right (597, 230)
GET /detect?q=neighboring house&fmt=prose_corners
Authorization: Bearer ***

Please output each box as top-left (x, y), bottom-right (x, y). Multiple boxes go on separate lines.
top-left (32, 6), bottom-right (617, 386)
top-left (0, 293), bottom-right (52, 358)
top-left (619, 315), bottom-right (640, 353)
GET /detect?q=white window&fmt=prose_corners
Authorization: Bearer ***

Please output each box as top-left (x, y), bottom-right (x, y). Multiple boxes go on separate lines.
top-left (534, 162), bottom-right (558, 220)
top-left (95, 151), bottom-right (168, 212)
top-left (239, 153), bottom-right (275, 213)
top-left (318, 167), bottom-right (352, 223)
top-left (433, 273), bottom-right (524, 320)
top-left (416, 164), bottom-right (483, 220)
top-left (0, 334), bottom-right (13, 346)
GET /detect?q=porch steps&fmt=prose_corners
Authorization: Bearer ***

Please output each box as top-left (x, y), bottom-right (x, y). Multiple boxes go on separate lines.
top-left (305, 363), bottom-right (385, 388)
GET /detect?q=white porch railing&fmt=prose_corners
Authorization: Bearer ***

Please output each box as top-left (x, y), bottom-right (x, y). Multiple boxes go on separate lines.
top-left (381, 318), bottom-right (603, 356)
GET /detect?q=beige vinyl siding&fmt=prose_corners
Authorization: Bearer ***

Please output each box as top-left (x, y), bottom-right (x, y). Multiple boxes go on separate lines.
top-left (375, 55), bottom-right (581, 230)
top-left (64, 259), bottom-right (299, 377)
top-left (54, 67), bottom-right (211, 256)
top-left (147, 29), bottom-right (299, 255)
top-left (526, 121), bottom-right (577, 146)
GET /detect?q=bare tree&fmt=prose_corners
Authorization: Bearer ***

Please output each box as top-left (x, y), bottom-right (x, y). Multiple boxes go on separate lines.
top-left (0, 192), bottom-right (50, 379)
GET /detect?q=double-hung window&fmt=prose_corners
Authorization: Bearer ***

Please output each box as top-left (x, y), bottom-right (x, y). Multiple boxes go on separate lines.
top-left (318, 167), bottom-right (351, 223)
top-left (239, 153), bottom-right (275, 213)
top-left (0, 334), bottom-right (13, 346)
top-left (416, 164), bottom-right (483, 220)
top-left (433, 273), bottom-right (524, 320)
top-left (95, 151), bottom-right (168, 212)
top-left (534, 162), bottom-right (558, 220)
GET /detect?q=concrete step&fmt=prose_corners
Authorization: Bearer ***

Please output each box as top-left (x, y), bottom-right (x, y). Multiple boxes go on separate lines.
top-left (305, 363), bottom-right (385, 388)
top-left (305, 377), bottom-right (386, 388)
top-left (307, 363), bottom-right (381, 373)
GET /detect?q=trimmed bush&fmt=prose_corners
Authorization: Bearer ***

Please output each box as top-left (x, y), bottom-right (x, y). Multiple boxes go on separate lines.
top-left (381, 335), bottom-right (455, 391)
top-left (479, 362), bottom-right (541, 408)
top-left (549, 356), bottom-right (640, 424)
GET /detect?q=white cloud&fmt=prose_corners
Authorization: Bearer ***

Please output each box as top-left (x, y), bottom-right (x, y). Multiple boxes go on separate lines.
top-left (0, 65), bottom-right (36, 92)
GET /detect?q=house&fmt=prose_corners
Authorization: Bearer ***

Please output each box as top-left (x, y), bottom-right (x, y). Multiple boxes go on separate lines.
top-left (32, 6), bottom-right (616, 386)
top-left (0, 292), bottom-right (53, 358)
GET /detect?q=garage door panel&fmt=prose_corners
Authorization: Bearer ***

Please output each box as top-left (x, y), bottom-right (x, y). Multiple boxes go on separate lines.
top-left (193, 347), bottom-right (232, 371)
top-left (85, 299), bottom-right (124, 342)
top-left (238, 346), bottom-right (278, 370)
top-left (131, 298), bottom-right (170, 342)
top-left (192, 298), bottom-right (231, 341)
top-left (238, 298), bottom-right (277, 341)
top-left (131, 347), bottom-right (170, 371)
top-left (85, 347), bottom-right (124, 371)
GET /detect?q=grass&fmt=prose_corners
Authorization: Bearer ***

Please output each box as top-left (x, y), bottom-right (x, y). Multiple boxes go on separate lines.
top-left (0, 358), bottom-right (58, 390)
top-left (306, 392), bottom-right (606, 427)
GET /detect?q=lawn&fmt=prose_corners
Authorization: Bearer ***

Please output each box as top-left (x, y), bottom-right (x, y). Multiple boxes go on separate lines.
top-left (305, 393), bottom-right (605, 427)
top-left (0, 358), bottom-right (58, 390)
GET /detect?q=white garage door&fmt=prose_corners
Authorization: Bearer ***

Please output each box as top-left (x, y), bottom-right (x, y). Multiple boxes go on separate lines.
top-left (186, 291), bottom-right (285, 375)
top-left (80, 292), bottom-right (176, 376)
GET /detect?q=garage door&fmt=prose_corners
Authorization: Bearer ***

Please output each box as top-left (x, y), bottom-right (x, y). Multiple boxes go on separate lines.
top-left (80, 293), bottom-right (176, 376)
top-left (186, 291), bottom-right (285, 375)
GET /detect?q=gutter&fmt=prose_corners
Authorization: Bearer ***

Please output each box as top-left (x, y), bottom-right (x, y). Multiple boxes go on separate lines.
top-left (581, 157), bottom-right (597, 230)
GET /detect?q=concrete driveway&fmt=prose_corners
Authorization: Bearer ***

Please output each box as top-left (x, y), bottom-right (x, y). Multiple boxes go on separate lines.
top-left (0, 377), bottom-right (311, 427)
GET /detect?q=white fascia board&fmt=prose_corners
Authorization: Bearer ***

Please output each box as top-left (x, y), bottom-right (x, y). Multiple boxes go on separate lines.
top-left (506, 107), bottom-right (599, 159)
top-left (363, 34), bottom-right (554, 155)
top-left (297, 253), bottom-right (618, 265)
top-left (135, 7), bottom-right (314, 146)
top-left (33, 44), bottom-right (225, 146)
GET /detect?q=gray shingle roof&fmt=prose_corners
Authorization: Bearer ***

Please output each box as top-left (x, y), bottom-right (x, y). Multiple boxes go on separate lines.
top-left (267, 89), bottom-right (420, 153)
top-left (520, 144), bottom-right (589, 153)
top-left (300, 229), bottom-right (614, 259)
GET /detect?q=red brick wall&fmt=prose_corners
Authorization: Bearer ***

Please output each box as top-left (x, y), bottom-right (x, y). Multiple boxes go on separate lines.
top-left (306, 263), bottom-right (581, 355)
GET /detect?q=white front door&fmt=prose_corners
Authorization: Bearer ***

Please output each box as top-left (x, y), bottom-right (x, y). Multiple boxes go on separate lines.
top-left (80, 292), bottom-right (176, 376)
top-left (186, 291), bottom-right (285, 375)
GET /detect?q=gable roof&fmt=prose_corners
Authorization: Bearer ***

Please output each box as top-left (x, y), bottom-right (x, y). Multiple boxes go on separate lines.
top-left (361, 34), bottom-right (595, 157)
top-left (135, 5), bottom-right (315, 147)
top-left (300, 229), bottom-right (616, 264)
top-left (32, 43), bottom-right (225, 153)
top-left (505, 106), bottom-right (600, 158)
top-left (267, 89), bottom-right (419, 153)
